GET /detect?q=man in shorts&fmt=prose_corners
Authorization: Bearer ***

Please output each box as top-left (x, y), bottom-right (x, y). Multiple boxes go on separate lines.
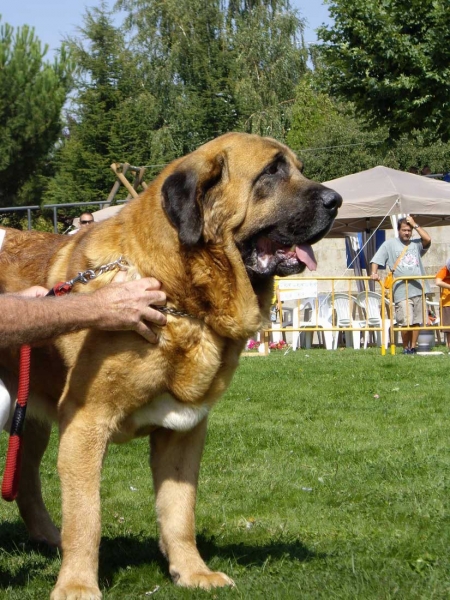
top-left (435, 258), bottom-right (450, 353)
top-left (370, 216), bottom-right (431, 354)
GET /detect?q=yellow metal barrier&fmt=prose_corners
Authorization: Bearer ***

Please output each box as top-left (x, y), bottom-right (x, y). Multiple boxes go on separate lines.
top-left (386, 274), bottom-right (442, 356)
top-left (250, 275), bottom-right (442, 356)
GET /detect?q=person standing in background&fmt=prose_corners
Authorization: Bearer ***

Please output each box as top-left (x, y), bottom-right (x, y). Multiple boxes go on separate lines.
top-left (78, 212), bottom-right (94, 227)
top-left (68, 212), bottom-right (94, 235)
top-left (370, 216), bottom-right (431, 354)
top-left (435, 258), bottom-right (450, 353)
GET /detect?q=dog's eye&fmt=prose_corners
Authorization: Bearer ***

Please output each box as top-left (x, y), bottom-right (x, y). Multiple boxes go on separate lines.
top-left (263, 163), bottom-right (280, 176)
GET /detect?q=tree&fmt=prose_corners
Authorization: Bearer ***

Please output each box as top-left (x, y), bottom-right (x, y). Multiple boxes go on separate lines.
top-left (316, 0), bottom-right (450, 141)
top-left (226, 1), bottom-right (307, 138)
top-left (44, 6), bottom-right (148, 205)
top-left (116, 0), bottom-right (307, 144)
top-left (116, 0), bottom-right (240, 156)
top-left (287, 77), bottom-right (388, 181)
top-left (287, 74), bottom-right (450, 182)
top-left (45, 0), bottom-right (308, 205)
top-left (0, 17), bottom-right (74, 207)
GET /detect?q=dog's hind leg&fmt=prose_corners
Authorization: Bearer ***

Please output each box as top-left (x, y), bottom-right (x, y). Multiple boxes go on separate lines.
top-left (150, 418), bottom-right (234, 589)
top-left (16, 416), bottom-right (61, 547)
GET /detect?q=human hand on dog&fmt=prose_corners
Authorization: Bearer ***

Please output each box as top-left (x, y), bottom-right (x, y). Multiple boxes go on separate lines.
top-left (93, 271), bottom-right (167, 342)
top-left (18, 286), bottom-right (50, 297)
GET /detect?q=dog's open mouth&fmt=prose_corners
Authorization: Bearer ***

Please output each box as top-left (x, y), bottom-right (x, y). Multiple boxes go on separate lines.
top-left (243, 235), bottom-right (317, 278)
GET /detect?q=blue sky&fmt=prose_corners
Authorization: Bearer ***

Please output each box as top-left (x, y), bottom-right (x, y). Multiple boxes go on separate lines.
top-left (1, 1), bottom-right (332, 58)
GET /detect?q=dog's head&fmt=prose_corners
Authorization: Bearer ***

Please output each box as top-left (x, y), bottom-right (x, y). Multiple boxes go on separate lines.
top-left (161, 132), bottom-right (341, 284)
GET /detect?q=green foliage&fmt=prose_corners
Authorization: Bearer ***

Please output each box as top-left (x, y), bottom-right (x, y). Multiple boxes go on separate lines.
top-left (0, 17), bottom-right (74, 207)
top-left (317, 0), bottom-right (450, 142)
top-left (287, 78), bottom-right (386, 180)
top-left (1, 350), bottom-right (449, 598)
top-left (43, 7), bottom-right (141, 206)
top-left (287, 75), bottom-right (450, 182)
top-left (44, 0), bottom-right (307, 205)
top-left (117, 0), bottom-right (307, 145)
top-left (226, 2), bottom-right (307, 137)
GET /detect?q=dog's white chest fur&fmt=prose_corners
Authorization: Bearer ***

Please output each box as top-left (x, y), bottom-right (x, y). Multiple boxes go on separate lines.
top-left (115, 394), bottom-right (210, 441)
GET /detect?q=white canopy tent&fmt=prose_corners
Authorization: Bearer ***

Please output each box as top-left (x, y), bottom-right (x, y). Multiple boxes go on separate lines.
top-left (91, 204), bottom-right (125, 222)
top-left (321, 165), bottom-right (450, 291)
top-left (325, 166), bottom-right (450, 237)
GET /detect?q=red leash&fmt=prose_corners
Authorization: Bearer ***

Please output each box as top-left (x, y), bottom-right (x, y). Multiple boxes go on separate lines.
top-left (1, 257), bottom-right (129, 502)
top-left (1, 282), bottom-right (71, 502)
top-left (1, 345), bottom-right (31, 501)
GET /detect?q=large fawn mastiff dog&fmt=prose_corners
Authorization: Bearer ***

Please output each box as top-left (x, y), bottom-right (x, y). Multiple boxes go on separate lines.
top-left (0, 132), bottom-right (341, 598)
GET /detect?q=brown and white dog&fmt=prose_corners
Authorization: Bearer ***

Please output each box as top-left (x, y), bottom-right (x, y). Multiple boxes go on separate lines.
top-left (0, 132), bottom-right (341, 598)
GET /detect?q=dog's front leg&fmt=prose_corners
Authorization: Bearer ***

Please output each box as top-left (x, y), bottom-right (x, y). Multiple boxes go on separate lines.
top-left (150, 417), bottom-right (234, 589)
top-left (51, 406), bottom-right (111, 600)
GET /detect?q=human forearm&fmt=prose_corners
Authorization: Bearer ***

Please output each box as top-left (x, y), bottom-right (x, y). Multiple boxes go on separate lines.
top-left (416, 225), bottom-right (431, 246)
top-left (0, 277), bottom-right (167, 348)
top-left (0, 295), bottom-right (96, 347)
top-left (370, 263), bottom-right (379, 279)
top-left (436, 278), bottom-right (450, 290)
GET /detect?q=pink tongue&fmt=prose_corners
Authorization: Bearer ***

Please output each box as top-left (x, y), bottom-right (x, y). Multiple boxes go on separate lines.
top-left (295, 245), bottom-right (317, 271)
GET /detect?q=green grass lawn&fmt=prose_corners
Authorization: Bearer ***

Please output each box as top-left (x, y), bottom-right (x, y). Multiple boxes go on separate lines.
top-left (1, 348), bottom-right (449, 599)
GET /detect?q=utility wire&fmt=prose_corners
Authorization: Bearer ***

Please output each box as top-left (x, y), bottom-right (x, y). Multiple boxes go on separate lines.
top-left (300, 140), bottom-right (385, 153)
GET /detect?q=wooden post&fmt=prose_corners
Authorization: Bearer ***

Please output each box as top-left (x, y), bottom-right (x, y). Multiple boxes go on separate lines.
top-left (110, 163), bottom-right (139, 198)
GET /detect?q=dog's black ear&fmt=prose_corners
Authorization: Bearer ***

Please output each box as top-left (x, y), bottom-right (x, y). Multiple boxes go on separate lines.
top-left (162, 156), bottom-right (224, 246)
top-left (162, 171), bottom-right (203, 246)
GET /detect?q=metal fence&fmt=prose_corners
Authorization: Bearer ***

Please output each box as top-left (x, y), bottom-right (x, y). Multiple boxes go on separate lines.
top-left (0, 200), bottom-right (127, 233)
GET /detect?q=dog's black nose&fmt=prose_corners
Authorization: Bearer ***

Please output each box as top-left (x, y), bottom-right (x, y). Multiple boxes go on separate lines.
top-left (321, 188), bottom-right (342, 211)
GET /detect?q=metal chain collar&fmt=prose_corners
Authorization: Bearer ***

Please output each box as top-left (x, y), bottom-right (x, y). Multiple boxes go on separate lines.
top-left (66, 256), bottom-right (198, 320)
top-left (67, 256), bottom-right (130, 286)
top-left (156, 306), bottom-right (198, 319)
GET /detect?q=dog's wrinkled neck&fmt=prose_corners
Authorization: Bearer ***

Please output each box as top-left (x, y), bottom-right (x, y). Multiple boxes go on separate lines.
top-left (173, 240), bottom-right (263, 340)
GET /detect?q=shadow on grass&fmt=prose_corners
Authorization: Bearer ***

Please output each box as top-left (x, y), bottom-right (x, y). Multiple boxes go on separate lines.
top-left (0, 521), bottom-right (323, 590)
top-left (0, 520), bottom-right (59, 588)
top-left (98, 532), bottom-right (322, 586)
top-left (0, 520), bottom-right (59, 556)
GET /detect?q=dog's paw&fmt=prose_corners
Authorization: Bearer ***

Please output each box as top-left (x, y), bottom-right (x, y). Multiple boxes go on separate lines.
top-left (29, 524), bottom-right (61, 549)
top-left (50, 584), bottom-right (102, 600)
top-left (173, 569), bottom-right (235, 589)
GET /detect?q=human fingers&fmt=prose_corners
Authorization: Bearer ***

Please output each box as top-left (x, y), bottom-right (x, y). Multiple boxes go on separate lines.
top-left (112, 269), bottom-right (128, 283)
top-left (18, 285), bottom-right (50, 298)
top-left (139, 277), bottom-right (163, 292)
top-left (113, 276), bottom-right (164, 296)
top-left (133, 321), bottom-right (159, 343)
top-left (121, 279), bottom-right (167, 319)
top-left (146, 288), bottom-right (166, 307)
top-left (142, 305), bottom-right (167, 326)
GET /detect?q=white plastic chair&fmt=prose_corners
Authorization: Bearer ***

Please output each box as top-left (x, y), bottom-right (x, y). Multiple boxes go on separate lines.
top-left (270, 307), bottom-right (294, 344)
top-left (292, 294), bottom-right (335, 350)
top-left (355, 291), bottom-right (394, 349)
top-left (331, 293), bottom-right (365, 349)
top-left (425, 299), bottom-right (441, 344)
top-left (426, 300), bottom-right (440, 325)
